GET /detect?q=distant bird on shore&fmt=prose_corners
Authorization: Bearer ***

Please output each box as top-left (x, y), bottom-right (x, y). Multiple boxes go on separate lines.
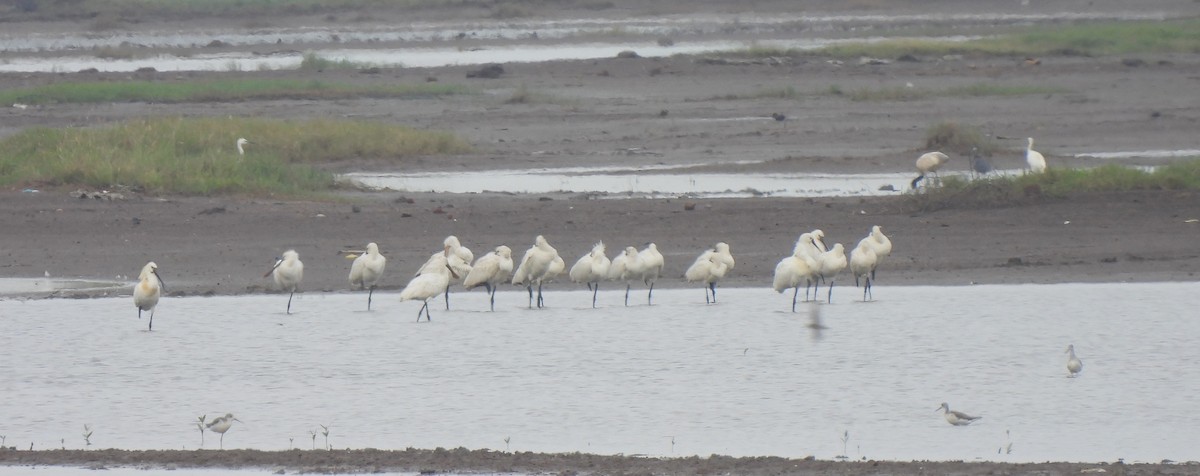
top-left (348, 242), bottom-right (386, 311)
top-left (133, 261), bottom-right (165, 331)
top-left (463, 245), bottom-right (514, 311)
top-left (265, 249), bottom-right (303, 314)
top-left (206, 413), bottom-right (242, 449)
top-left (401, 252), bottom-right (458, 321)
top-left (1026, 137), bottom-right (1047, 173)
top-left (684, 242), bottom-right (734, 304)
top-left (968, 146), bottom-right (993, 176)
top-left (569, 242), bottom-right (612, 308)
top-left (770, 112), bottom-right (786, 122)
top-left (1066, 344), bottom-right (1084, 377)
top-left (937, 402), bottom-right (982, 426)
top-left (236, 138), bottom-right (249, 156)
top-left (911, 151), bottom-right (950, 189)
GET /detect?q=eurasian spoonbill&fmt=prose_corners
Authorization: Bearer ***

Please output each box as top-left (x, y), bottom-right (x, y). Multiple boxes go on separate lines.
top-left (511, 235), bottom-right (560, 308)
top-left (348, 242), bottom-right (386, 311)
top-left (463, 245), bottom-right (514, 311)
top-left (849, 241), bottom-right (877, 302)
top-left (133, 261), bottom-right (165, 330)
top-left (772, 249), bottom-right (818, 312)
top-left (815, 243), bottom-right (847, 303)
top-left (265, 250), bottom-right (303, 314)
top-left (401, 252), bottom-right (457, 321)
top-left (684, 242), bottom-right (734, 304)
top-left (911, 151), bottom-right (950, 189)
top-left (569, 242), bottom-right (612, 308)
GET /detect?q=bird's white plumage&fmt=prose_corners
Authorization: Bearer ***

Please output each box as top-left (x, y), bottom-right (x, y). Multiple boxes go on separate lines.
top-left (400, 254), bottom-right (455, 303)
top-left (938, 402), bottom-right (982, 426)
top-left (1027, 137), bottom-right (1047, 173)
top-left (349, 242), bottom-right (386, 290)
top-left (849, 241), bottom-right (877, 301)
top-left (1066, 344), bottom-right (1083, 377)
top-left (685, 242), bottom-right (734, 285)
top-left (236, 138), bottom-right (249, 155)
top-left (773, 251), bottom-right (818, 294)
top-left (464, 245), bottom-right (514, 290)
top-left (912, 151), bottom-right (951, 188)
top-left (570, 242), bottom-right (612, 286)
top-left (134, 261), bottom-right (164, 329)
top-left (271, 250), bottom-right (303, 292)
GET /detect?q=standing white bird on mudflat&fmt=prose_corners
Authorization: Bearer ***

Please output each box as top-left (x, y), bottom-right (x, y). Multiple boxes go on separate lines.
top-left (348, 242), bottom-right (386, 311)
top-left (773, 249), bottom-right (819, 312)
top-left (911, 151), bottom-right (951, 189)
top-left (569, 242), bottom-right (612, 309)
top-left (206, 413), bottom-right (243, 449)
top-left (685, 242), bottom-right (734, 304)
top-left (849, 241), bottom-right (877, 302)
top-left (265, 249), bottom-right (303, 314)
top-left (1026, 137), bottom-right (1047, 174)
top-left (511, 235), bottom-right (561, 309)
top-left (133, 261), bottom-right (165, 331)
top-left (937, 402), bottom-right (982, 426)
top-left (1066, 344), bottom-right (1083, 377)
top-left (401, 252), bottom-right (458, 321)
top-left (463, 245), bottom-right (514, 312)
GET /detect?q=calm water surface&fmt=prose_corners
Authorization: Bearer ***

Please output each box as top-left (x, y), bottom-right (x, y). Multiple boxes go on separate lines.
top-left (1, 283), bottom-right (1197, 463)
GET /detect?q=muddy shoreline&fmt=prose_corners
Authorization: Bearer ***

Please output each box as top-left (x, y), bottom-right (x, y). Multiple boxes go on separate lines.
top-left (5, 447), bottom-right (1198, 476)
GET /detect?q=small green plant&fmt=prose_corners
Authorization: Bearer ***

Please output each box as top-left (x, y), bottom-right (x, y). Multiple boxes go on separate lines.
top-left (298, 52), bottom-right (377, 71)
top-left (82, 424), bottom-right (93, 446)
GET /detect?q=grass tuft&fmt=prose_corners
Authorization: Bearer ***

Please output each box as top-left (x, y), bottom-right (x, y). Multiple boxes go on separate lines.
top-left (924, 122), bottom-right (999, 156)
top-left (298, 52), bottom-right (379, 71)
top-left (904, 160), bottom-right (1200, 211)
top-left (0, 117), bottom-right (472, 196)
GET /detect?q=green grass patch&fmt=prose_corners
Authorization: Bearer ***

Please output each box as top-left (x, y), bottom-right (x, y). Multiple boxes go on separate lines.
top-left (0, 117), bottom-right (472, 196)
top-left (0, 79), bottom-right (470, 106)
top-left (298, 52), bottom-right (379, 71)
top-left (905, 160), bottom-right (1200, 211)
top-left (726, 19), bottom-right (1200, 59)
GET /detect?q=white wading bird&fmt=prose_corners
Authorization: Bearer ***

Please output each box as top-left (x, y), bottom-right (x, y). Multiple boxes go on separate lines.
top-left (133, 261), bottom-right (165, 330)
top-left (265, 249), bottom-right (304, 314)
top-left (348, 242), bottom-right (386, 311)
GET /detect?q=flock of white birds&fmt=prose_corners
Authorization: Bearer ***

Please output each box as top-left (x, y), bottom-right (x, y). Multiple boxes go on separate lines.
top-left (911, 136), bottom-right (1048, 188)
top-left (131, 225), bottom-right (896, 328)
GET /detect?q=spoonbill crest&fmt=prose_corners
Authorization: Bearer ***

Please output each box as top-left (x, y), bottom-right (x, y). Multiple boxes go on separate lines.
top-left (569, 242), bottom-right (612, 308)
top-left (684, 242), bottom-right (734, 304)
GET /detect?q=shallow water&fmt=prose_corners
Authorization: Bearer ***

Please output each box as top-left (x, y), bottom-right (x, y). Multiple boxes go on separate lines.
top-left (342, 168), bottom-right (914, 198)
top-left (1, 283), bottom-right (1198, 463)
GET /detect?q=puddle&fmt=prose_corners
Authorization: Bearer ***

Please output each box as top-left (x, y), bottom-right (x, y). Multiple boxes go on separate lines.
top-left (0, 36), bottom-right (970, 73)
top-left (1073, 149), bottom-right (1200, 160)
top-left (341, 169), bottom-right (916, 198)
top-left (0, 277), bottom-right (129, 296)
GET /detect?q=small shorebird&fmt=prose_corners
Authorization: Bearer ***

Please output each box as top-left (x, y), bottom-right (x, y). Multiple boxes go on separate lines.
top-left (1066, 344), bottom-right (1084, 377)
top-left (265, 249), bottom-right (304, 314)
top-left (206, 413), bottom-right (242, 449)
top-left (937, 402), bottom-right (982, 426)
top-left (134, 261), bottom-right (165, 330)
